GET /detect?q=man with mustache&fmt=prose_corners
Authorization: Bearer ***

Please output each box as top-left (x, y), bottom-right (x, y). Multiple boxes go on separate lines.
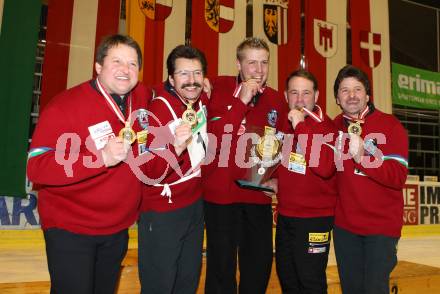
top-left (138, 45), bottom-right (209, 294)
top-left (203, 37), bottom-right (288, 293)
top-left (332, 65), bottom-right (408, 294)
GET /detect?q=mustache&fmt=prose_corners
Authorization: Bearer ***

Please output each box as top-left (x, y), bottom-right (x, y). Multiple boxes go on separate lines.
top-left (181, 82), bottom-right (202, 89)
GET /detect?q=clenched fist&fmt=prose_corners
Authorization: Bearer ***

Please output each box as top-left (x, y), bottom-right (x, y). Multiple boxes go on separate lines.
top-left (239, 78), bottom-right (261, 105)
top-left (173, 123), bottom-right (193, 156)
top-left (348, 133), bottom-right (364, 164)
top-left (101, 137), bottom-right (130, 167)
top-left (288, 109), bottom-right (305, 129)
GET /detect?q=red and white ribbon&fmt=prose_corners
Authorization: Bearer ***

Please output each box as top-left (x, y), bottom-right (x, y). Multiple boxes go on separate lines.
top-left (233, 82), bottom-right (266, 98)
top-left (343, 105), bottom-right (369, 123)
top-left (302, 105), bottom-right (324, 123)
top-left (96, 78), bottom-right (132, 124)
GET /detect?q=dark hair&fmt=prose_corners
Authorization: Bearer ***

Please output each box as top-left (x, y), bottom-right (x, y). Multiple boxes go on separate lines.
top-left (285, 69), bottom-right (318, 92)
top-left (96, 34), bottom-right (143, 68)
top-left (166, 45), bottom-right (207, 76)
top-left (236, 37), bottom-right (270, 61)
top-left (333, 65), bottom-right (371, 98)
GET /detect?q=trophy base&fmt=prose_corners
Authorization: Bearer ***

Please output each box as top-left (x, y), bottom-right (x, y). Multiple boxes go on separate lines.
top-left (235, 180), bottom-right (275, 193)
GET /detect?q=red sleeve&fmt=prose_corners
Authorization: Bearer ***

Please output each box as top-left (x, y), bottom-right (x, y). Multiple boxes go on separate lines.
top-left (355, 121), bottom-right (408, 190)
top-left (207, 80), bottom-right (250, 150)
top-left (27, 102), bottom-right (107, 186)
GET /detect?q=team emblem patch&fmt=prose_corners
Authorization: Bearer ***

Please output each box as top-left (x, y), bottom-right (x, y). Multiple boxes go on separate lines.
top-left (137, 109), bottom-right (149, 130)
top-left (267, 109), bottom-right (278, 127)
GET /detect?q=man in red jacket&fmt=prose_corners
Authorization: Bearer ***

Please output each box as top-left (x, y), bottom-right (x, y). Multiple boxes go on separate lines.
top-left (27, 35), bottom-right (151, 294)
top-left (332, 65), bottom-right (408, 294)
top-left (138, 45), bottom-right (209, 294)
top-left (203, 37), bottom-right (288, 293)
top-left (269, 70), bottom-right (337, 293)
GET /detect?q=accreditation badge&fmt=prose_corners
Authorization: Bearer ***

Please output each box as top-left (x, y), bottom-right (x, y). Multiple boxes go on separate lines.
top-left (88, 120), bottom-right (115, 150)
top-left (136, 130), bottom-right (148, 155)
top-left (138, 143), bottom-right (148, 155)
top-left (136, 130), bottom-right (148, 144)
top-left (288, 152), bottom-right (306, 175)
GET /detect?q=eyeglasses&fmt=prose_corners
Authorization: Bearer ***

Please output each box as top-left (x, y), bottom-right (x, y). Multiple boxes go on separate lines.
top-left (174, 70), bottom-right (203, 79)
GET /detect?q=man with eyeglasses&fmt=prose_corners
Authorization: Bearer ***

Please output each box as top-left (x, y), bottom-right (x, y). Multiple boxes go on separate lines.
top-left (137, 45), bottom-right (209, 294)
top-left (203, 37), bottom-right (288, 293)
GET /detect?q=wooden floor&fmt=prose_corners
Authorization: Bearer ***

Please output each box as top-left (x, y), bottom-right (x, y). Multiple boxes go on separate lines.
top-left (116, 251), bottom-right (440, 294)
top-left (1, 231), bottom-right (440, 293)
top-left (1, 251), bottom-right (440, 294)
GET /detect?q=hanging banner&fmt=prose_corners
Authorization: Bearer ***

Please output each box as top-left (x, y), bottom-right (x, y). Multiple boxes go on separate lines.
top-left (191, 0), bottom-right (244, 78)
top-left (349, 0), bottom-right (392, 114)
top-left (392, 62), bottom-right (440, 110)
top-left (40, 0), bottom-right (120, 111)
top-left (127, 0), bottom-right (186, 85)
top-left (253, 0), bottom-right (301, 91)
top-left (0, 0), bottom-right (40, 197)
top-left (304, 0), bottom-right (347, 117)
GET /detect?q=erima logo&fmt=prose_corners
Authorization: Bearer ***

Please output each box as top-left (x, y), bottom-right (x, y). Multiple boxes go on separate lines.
top-left (398, 74), bottom-right (440, 96)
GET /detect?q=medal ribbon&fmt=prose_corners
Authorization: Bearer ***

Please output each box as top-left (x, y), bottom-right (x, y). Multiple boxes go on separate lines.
top-left (343, 105), bottom-right (369, 123)
top-left (170, 87), bottom-right (202, 112)
top-left (96, 78), bottom-right (132, 125)
top-left (233, 82), bottom-right (266, 98)
top-left (302, 105), bottom-right (324, 123)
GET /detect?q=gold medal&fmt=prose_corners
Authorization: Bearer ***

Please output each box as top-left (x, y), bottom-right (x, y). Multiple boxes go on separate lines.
top-left (119, 121), bottom-right (136, 144)
top-left (182, 103), bottom-right (198, 127)
top-left (347, 121), bottom-right (362, 136)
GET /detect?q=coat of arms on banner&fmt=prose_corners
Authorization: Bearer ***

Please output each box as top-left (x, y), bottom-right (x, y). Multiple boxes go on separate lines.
top-left (263, 0), bottom-right (289, 45)
top-left (313, 19), bottom-right (337, 58)
top-left (139, 0), bottom-right (173, 21)
top-left (360, 30), bottom-right (382, 68)
top-left (205, 0), bottom-right (234, 33)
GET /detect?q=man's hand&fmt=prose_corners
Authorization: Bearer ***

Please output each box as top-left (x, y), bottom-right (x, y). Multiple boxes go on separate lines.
top-left (101, 137), bottom-right (130, 167)
top-left (173, 123), bottom-right (193, 156)
top-left (348, 133), bottom-right (364, 164)
top-left (288, 109), bottom-right (305, 129)
top-left (239, 78), bottom-right (261, 105)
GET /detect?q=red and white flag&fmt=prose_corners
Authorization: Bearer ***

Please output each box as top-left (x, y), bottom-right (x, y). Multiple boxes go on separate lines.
top-left (349, 0), bottom-right (392, 113)
top-left (191, 0), bottom-right (245, 78)
top-left (304, 0), bottom-right (347, 117)
top-left (41, 0), bottom-right (120, 110)
top-left (126, 0), bottom-right (186, 86)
